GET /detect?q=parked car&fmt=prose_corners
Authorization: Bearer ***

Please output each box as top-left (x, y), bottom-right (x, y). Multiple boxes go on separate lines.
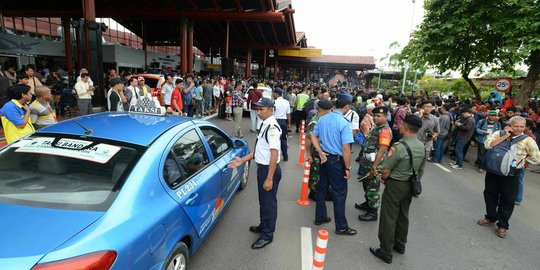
top-left (0, 103), bottom-right (250, 270)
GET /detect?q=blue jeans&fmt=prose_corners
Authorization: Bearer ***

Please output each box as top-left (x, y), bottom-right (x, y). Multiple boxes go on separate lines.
top-left (455, 138), bottom-right (468, 166)
top-left (204, 100), bottom-right (212, 112)
top-left (432, 136), bottom-right (446, 162)
top-left (516, 169), bottom-right (525, 203)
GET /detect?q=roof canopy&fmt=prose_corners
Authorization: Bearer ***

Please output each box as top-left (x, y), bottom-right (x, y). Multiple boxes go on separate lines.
top-left (1, 0), bottom-right (298, 54)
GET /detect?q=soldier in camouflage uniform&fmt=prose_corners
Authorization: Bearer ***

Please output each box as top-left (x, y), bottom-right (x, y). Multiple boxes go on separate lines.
top-left (305, 100), bottom-right (334, 200)
top-left (356, 106), bottom-right (392, 222)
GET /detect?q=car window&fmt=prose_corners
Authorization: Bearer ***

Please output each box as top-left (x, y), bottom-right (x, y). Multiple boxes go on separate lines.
top-left (144, 78), bottom-right (160, 88)
top-left (0, 136), bottom-right (143, 211)
top-left (167, 129), bottom-right (210, 186)
top-left (200, 127), bottom-right (232, 159)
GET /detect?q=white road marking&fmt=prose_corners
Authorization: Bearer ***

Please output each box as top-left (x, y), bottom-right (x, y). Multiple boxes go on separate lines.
top-left (434, 163), bottom-right (452, 172)
top-left (301, 227), bottom-right (313, 270)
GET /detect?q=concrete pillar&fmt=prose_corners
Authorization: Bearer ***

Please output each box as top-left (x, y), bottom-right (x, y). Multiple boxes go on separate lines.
top-left (187, 21), bottom-right (194, 74)
top-left (180, 18), bottom-right (188, 75)
top-left (61, 18), bottom-right (73, 77)
top-left (245, 48), bottom-right (252, 78)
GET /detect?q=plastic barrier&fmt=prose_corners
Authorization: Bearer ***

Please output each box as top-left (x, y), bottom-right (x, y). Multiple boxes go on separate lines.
top-left (296, 162), bottom-right (311, 206)
top-left (312, 230), bottom-right (329, 270)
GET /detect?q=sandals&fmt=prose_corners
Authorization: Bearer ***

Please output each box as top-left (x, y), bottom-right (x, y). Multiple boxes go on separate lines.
top-left (477, 219), bottom-right (494, 226)
top-left (496, 227), bottom-right (507, 238)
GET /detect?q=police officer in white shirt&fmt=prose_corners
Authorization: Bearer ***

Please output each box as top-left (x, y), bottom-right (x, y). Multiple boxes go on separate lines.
top-left (229, 97), bottom-right (282, 250)
top-left (272, 87), bottom-right (291, 161)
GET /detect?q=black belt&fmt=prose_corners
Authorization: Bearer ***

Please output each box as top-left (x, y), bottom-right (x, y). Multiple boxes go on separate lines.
top-left (325, 154), bottom-right (343, 161)
top-left (388, 177), bottom-right (411, 182)
top-left (256, 163), bottom-right (269, 168)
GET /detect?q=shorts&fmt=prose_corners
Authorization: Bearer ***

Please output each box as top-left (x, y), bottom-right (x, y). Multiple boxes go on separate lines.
top-left (226, 104), bottom-right (232, 114)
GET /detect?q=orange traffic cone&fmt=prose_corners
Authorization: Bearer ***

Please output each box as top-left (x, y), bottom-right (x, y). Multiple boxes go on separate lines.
top-left (298, 119), bottom-right (306, 145)
top-left (312, 230), bottom-right (329, 270)
top-left (297, 162), bottom-right (311, 206)
top-left (297, 131), bottom-right (306, 167)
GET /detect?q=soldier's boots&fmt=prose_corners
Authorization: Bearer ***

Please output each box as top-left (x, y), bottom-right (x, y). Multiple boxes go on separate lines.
top-left (358, 210), bottom-right (378, 222)
top-left (354, 202), bottom-right (370, 211)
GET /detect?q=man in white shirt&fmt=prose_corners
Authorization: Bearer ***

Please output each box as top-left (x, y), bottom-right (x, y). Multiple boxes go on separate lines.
top-left (76, 68), bottom-right (94, 86)
top-left (344, 105), bottom-right (360, 137)
top-left (74, 73), bottom-right (94, 115)
top-left (228, 97), bottom-right (282, 249)
top-left (272, 88), bottom-right (291, 161)
top-left (161, 75), bottom-right (174, 108)
top-left (124, 77), bottom-right (140, 111)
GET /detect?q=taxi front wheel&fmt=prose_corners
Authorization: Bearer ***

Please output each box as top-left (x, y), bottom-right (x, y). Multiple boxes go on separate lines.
top-left (164, 242), bottom-right (189, 270)
top-left (238, 161), bottom-right (250, 190)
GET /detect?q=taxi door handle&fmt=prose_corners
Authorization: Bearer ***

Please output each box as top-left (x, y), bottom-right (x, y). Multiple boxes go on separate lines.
top-left (222, 167), bottom-right (228, 173)
top-left (185, 193), bottom-right (199, 205)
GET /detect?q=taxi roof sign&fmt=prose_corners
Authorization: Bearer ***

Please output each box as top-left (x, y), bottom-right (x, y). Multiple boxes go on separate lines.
top-left (129, 94), bottom-right (166, 116)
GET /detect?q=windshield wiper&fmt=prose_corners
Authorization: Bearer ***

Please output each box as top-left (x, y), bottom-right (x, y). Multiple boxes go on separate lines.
top-left (71, 119), bottom-right (94, 135)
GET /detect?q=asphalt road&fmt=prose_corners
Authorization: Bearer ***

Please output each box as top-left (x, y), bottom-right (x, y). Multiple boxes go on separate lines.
top-left (189, 116), bottom-right (540, 270)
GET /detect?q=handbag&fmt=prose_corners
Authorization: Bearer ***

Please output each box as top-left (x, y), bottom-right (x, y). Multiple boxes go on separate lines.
top-left (401, 141), bottom-right (422, 197)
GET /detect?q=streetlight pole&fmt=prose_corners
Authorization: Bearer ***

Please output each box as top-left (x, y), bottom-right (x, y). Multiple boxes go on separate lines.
top-left (401, 63), bottom-right (409, 94)
top-left (377, 68), bottom-right (382, 90)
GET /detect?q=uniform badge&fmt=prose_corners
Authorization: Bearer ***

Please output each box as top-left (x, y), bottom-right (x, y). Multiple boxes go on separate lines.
top-left (387, 146), bottom-right (395, 157)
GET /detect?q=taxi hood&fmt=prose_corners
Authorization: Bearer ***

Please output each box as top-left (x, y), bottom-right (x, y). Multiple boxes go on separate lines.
top-left (0, 203), bottom-right (102, 269)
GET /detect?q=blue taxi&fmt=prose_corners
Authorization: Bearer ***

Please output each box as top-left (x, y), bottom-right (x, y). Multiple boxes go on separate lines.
top-left (0, 99), bottom-right (250, 270)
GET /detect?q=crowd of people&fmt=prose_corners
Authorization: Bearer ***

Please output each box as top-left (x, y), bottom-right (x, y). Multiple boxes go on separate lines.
top-left (224, 78), bottom-right (539, 263)
top-left (1, 62), bottom-right (540, 261)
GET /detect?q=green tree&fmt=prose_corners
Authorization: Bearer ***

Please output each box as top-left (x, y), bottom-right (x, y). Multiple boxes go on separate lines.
top-left (400, 0), bottom-right (516, 100)
top-left (492, 0), bottom-right (540, 105)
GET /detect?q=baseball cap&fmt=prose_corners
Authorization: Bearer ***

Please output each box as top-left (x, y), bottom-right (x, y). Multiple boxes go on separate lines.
top-left (273, 88), bottom-right (283, 95)
top-left (137, 76), bottom-right (145, 81)
top-left (110, 78), bottom-right (123, 86)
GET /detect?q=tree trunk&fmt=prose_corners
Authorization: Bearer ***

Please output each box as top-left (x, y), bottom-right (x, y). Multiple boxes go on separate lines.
top-left (462, 73), bottom-right (481, 101)
top-left (515, 50), bottom-right (540, 106)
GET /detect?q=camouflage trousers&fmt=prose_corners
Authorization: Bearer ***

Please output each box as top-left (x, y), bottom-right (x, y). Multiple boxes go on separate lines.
top-left (308, 155), bottom-right (321, 193)
top-left (359, 157), bottom-right (381, 209)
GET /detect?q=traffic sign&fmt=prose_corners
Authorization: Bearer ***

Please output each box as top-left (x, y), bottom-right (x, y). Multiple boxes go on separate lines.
top-left (495, 78), bottom-right (512, 93)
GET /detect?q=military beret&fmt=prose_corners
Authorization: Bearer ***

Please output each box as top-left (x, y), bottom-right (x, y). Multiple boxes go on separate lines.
top-left (317, 99), bottom-right (334, 110)
top-left (403, 114), bottom-right (423, 129)
top-left (372, 106), bottom-right (389, 114)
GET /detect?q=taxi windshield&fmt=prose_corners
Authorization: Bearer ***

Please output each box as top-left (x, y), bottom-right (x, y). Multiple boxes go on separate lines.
top-left (0, 135), bottom-right (144, 211)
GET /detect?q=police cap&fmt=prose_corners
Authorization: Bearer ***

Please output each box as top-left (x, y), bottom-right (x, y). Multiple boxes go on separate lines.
top-left (372, 106), bottom-right (389, 115)
top-left (273, 87), bottom-right (283, 95)
top-left (253, 97), bottom-right (274, 108)
top-left (403, 114), bottom-right (423, 130)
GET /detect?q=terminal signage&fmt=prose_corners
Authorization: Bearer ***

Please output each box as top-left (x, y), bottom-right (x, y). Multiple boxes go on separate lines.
top-left (278, 48), bottom-right (322, 58)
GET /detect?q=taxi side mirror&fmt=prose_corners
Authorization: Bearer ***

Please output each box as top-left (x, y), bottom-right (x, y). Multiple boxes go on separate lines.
top-left (234, 139), bottom-right (247, 149)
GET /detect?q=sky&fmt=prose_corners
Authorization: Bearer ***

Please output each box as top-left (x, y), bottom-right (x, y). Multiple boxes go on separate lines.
top-left (293, 0), bottom-right (425, 69)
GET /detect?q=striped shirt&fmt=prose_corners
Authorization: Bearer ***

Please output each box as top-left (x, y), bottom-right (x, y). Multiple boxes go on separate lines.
top-left (484, 131), bottom-right (540, 169)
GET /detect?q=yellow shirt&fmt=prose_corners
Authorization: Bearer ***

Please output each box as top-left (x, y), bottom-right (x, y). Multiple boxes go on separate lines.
top-left (0, 100), bottom-right (35, 143)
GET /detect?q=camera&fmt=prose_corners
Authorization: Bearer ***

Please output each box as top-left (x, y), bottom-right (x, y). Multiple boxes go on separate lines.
top-left (425, 130), bottom-right (433, 140)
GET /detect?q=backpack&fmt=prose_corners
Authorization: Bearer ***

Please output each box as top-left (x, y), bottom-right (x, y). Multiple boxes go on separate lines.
top-left (481, 131), bottom-right (528, 176)
top-left (302, 99), bottom-right (316, 115)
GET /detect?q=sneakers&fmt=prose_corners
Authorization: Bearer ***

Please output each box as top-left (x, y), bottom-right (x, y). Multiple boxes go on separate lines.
top-left (451, 165), bottom-right (463, 170)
